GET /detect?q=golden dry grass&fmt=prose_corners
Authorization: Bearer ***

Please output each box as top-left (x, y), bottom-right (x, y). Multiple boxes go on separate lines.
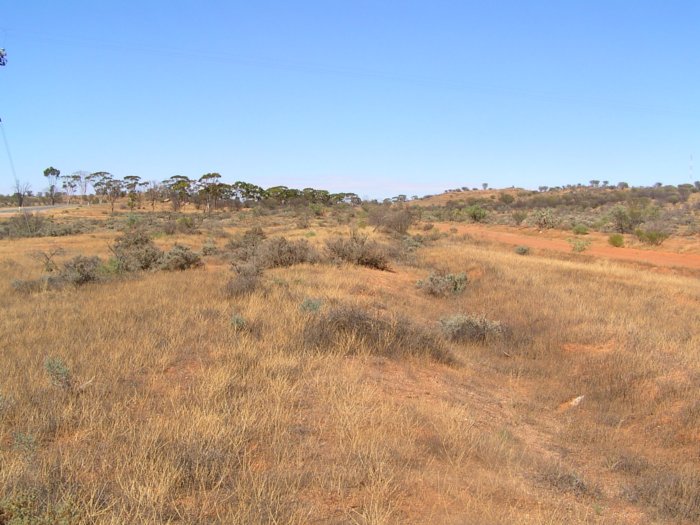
top-left (1, 207), bottom-right (699, 524)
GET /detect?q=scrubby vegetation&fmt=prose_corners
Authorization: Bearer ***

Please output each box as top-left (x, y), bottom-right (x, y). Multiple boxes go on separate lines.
top-left (1, 191), bottom-right (699, 524)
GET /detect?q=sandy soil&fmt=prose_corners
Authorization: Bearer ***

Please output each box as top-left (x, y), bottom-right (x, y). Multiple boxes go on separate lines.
top-left (435, 223), bottom-right (700, 271)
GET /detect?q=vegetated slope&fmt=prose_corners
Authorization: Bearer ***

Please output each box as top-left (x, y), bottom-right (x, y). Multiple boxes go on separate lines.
top-left (0, 205), bottom-right (699, 524)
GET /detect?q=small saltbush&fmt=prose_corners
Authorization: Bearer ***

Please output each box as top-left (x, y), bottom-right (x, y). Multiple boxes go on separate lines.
top-left (572, 224), bottom-right (589, 235)
top-left (230, 313), bottom-right (247, 331)
top-left (439, 314), bottom-right (506, 343)
top-left (44, 356), bottom-right (73, 390)
top-left (300, 297), bottom-right (323, 313)
top-left (514, 245), bottom-right (530, 255)
top-left (416, 272), bottom-right (468, 297)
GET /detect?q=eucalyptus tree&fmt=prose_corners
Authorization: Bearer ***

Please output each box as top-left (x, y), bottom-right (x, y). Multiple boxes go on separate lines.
top-left (43, 166), bottom-right (60, 205)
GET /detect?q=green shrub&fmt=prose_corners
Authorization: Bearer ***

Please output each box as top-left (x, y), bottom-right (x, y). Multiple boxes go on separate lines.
top-left (439, 314), bottom-right (506, 343)
top-left (514, 245), bottom-right (530, 255)
top-left (572, 224), bottom-right (589, 235)
top-left (568, 238), bottom-right (591, 253)
top-left (532, 208), bottom-right (557, 229)
top-left (608, 233), bottom-right (624, 247)
top-left (416, 272), bottom-right (468, 297)
top-left (465, 205), bottom-right (488, 223)
top-left (512, 211), bottom-right (528, 226)
top-left (634, 229), bottom-right (669, 246)
top-left (159, 244), bottom-right (202, 271)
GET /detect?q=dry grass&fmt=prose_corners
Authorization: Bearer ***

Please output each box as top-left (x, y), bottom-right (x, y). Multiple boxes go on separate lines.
top-left (0, 204), bottom-right (699, 523)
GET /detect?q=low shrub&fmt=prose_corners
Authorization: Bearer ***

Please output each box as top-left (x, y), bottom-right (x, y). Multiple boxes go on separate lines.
top-left (608, 233), bottom-right (624, 247)
top-left (568, 238), bottom-right (591, 253)
top-left (634, 228), bottom-right (669, 246)
top-left (439, 314), bottom-right (506, 343)
top-left (303, 304), bottom-right (453, 363)
top-left (514, 245), bottom-right (530, 255)
top-left (202, 238), bottom-right (218, 256)
top-left (61, 255), bottom-right (102, 285)
top-left (300, 297), bottom-right (323, 313)
top-left (512, 211), bottom-right (528, 226)
top-left (44, 356), bottom-right (73, 390)
top-left (572, 224), bottom-right (589, 235)
top-left (111, 230), bottom-right (163, 272)
top-left (225, 264), bottom-right (260, 297)
top-left (465, 205), bottom-right (488, 223)
top-left (325, 232), bottom-right (391, 271)
top-left (257, 237), bottom-right (319, 268)
top-left (159, 244), bottom-right (202, 271)
top-left (416, 272), bottom-right (468, 297)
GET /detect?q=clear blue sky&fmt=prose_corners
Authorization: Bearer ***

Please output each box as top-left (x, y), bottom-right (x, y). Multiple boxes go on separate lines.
top-left (1, 1), bottom-right (698, 198)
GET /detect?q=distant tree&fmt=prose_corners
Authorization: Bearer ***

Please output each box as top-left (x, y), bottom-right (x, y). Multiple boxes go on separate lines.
top-left (602, 180), bottom-right (609, 188)
top-left (94, 174), bottom-right (123, 213)
top-left (165, 175), bottom-right (193, 210)
top-left (482, 183), bottom-right (488, 190)
top-left (589, 180), bottom-right (600, 188)
top-left (393, 194), bottom-right (407, 203)
top-left (13, 179), bottom-right (31, 208)
top-left (90, 172), bottom-right (111, 203)
top-left (198, 173), bottom-right (224, 213)
top-left (538, 186), bottom-right (549, 192)
top-left (145, 181), bottom-right (163, 210)
top-left (694, 181), bottom-right (700, 191)
top-left (123, 175), bottom-right (146, 210)
top-left (654, 182), bottom-right (663, 188)
top-left (617, 182), bottom-right (629, 190)
top-left (61, 175), bottom-right (77, 204)
top-left (69, 171), bottom-right (92, 204)
top-left (43, 167), bottom-right (61, 205)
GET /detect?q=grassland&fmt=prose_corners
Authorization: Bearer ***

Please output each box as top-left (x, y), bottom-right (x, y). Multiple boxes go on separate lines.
top-left (0, 203), bottom-right (699, 524)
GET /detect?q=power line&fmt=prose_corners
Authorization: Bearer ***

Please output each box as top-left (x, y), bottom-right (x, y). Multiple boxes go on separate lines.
top-left (0, 119), bottom-right (19, 186)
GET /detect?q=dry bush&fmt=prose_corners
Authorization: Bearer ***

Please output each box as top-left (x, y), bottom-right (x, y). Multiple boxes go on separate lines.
top-left (439, 314), bottom-right (506, 343)
top-left (416, 272), bottom-right (467, 297)
top-left (325, 232), bottom-right (391, 271)
top-left (158, 244), bottom-right (202, 271)
top-left (367, 206), bottom-right (414, 235)
top-left (61, 255), bottom-right (103, 285)
top-left (257, 237), bottom-right (319, 268)
top-left (303, 304), bottom-right (453, 363)
top-left (225, 264), bottom-right (261, 297)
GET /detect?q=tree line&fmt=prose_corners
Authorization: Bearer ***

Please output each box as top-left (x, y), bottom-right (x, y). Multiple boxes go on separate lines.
top-left (7, 168), bottom-right (363, 211)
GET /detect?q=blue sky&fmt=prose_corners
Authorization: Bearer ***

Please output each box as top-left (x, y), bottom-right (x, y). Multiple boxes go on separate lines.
top-left (1, 1), bottom-right (698, 198)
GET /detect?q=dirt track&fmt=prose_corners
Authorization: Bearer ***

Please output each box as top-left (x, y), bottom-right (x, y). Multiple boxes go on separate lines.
top-left (436, 223), bottom-right (700, 271)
